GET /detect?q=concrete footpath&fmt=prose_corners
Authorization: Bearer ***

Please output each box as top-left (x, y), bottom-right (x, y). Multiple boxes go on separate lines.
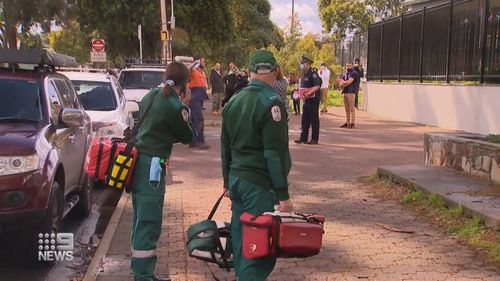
top-left (88, 106), bottom-right (500, 281)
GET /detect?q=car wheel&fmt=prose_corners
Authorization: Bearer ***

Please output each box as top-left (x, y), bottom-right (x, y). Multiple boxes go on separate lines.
top-left (41, 181), bottom-right (64, 235)
top-left (74, 175), bottom-right (93, 218)
top-left (15, 181), bottom-right (63, 263)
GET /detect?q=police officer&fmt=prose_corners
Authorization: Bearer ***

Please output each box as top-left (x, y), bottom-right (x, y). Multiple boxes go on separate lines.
top-left (131, 62), bottom-right (194, 281)
top-left (221, 50), bottom-right (293, 281)
top-left (295, 55), bottom-right (322, 144)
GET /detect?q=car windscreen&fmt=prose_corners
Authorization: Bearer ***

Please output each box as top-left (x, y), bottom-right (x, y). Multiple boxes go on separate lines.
top-left (0, 78), bottom-right (43, 122)
top-left (118, 71), bottom-right (165, 90)
top-left (72, 80), bottom-right (117, 111)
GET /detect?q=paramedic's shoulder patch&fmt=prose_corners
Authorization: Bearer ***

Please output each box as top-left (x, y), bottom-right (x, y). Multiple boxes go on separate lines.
top-left (181, 108), bottom-right (189, 122)
top-left (312, 73), bottom-right (318, 78)
top-left (271, 105), bottom-right (281, 122)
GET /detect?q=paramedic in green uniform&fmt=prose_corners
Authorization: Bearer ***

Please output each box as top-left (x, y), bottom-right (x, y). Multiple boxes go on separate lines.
top-left (221, 50), bottom-right (293, 281)
top-left (131, 62), bottom-right (194, 281)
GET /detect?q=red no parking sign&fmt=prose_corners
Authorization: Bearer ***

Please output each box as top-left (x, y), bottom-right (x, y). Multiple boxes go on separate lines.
top-left (91, 39), bottom-right (105, 52)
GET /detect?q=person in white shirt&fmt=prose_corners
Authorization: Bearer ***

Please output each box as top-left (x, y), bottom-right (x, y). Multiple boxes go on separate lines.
top-left (319, 62), bottom-right (331, 113)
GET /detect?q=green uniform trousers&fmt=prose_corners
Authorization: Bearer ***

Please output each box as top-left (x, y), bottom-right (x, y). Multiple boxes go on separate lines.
top-left (228, 176), bottom-right (278, 281)
top-left (131, 153), bottom-right (166, 280)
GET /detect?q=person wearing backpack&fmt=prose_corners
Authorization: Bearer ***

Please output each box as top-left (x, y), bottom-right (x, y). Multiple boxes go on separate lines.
top-left (131, 62), bottom-right (194, 281)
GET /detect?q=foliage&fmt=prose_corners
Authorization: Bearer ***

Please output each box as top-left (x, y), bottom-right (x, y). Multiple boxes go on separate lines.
top-left (368, 0), bottom-right (405, 18)
top-left (318, 0), bottom-right (373, 39)
top-left (485, 134), bottom-right (500, 144)
top-left (174, 0), bottom-right (235, 57)
top-left (267, 14), bottom-right (342, 79)
top-left (402, 190), bottom-right (426, 204)
top-left (375, 177), bottom-right (500, 265)
top-left (229, 0), bottom-right (283, 67)
top-left (47, 21), bottom-right (94, 64)
top-left (77, 0), bottom-right (161, 61)
top-left (318, 0), bottom-right (404, 38)
top-left (1, 0), bottom-right (74, 48)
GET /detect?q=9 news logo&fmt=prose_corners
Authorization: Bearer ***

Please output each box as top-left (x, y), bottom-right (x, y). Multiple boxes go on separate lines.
top-left (37, 232), bottom-right (74, 262)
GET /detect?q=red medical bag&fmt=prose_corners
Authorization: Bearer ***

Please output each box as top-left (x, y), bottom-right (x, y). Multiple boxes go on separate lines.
top-left (240, 212), bottom-right (325, 259)
top-left (85, 137), bottom-right (137, 184)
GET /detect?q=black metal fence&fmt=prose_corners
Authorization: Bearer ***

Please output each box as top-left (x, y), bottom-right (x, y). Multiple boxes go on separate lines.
top-left (368, 0), bottom-right (500, 83)
top-left (334, 33), bottom-right (368, 68)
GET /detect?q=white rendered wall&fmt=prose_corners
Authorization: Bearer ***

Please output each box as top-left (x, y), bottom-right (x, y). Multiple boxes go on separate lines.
top-left (362, 82), bottom-right (500, 135)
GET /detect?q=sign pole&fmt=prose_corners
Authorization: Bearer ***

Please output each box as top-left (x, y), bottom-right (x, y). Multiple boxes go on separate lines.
top-left (160, 0), bottom-right (169, 62)
top-left (138, 24), bottom-right (143, 62)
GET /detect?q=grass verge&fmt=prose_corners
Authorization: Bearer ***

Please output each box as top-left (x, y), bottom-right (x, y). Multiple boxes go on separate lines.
top-left (367, 173), bottom-right (500, 265)
top-left (485, 134), bottom-right (500, 144)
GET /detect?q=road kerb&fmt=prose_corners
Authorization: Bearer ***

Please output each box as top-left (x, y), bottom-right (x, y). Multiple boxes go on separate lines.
top-left (83, 190), bottom-right (130, 281)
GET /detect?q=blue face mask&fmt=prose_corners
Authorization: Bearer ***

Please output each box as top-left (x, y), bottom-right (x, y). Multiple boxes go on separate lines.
top-left (299, 64), bottom-right (305, 71)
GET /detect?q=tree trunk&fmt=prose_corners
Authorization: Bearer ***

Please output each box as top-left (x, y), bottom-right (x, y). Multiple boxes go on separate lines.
top-left (5, 23), bottom-right (17, 49)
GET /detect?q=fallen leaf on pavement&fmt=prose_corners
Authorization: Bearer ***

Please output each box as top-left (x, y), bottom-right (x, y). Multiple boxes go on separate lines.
top-left (376, 223), bottom-right (415, 234)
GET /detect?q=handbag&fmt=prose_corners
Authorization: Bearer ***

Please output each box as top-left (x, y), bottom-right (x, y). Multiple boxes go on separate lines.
top-left (85, 137), bottom-right (138, 185)
top-left (186, 192), bottom-right (233, 271)
top-left (84, 91), bottom-right (157, 191)
top-left (240, 211), bottom-right (325, 259)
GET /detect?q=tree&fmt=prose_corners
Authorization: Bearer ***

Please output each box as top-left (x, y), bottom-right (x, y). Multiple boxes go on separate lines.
top-left (368, 0), bottom-right (404, 18)
top-left (318, 0), bottom-right (372, 39)
top-left (318, 0), bottom-right (404, 38)
top-left (77, 0), bottom-right (235, 63)
top-left (77, 0), bottom-right (161, 61)
top-left (48, 21), bottom-right (94, 64)
top-left (173, 0), bottom-right (235, 57)
top-left (1, 0), bottom-right (73, 49)
top-left (227, 0), bottom-right (283, 67)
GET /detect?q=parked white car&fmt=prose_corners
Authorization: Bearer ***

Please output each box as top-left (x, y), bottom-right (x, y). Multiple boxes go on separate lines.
top-left (118, 67), bottom-right (166, 119)
top-left (62, 71), bottom-right (133, 138)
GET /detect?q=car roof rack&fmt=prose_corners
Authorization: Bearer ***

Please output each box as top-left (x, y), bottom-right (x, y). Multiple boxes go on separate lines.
top-left (0, 49), bottom-right (78, 69)
top-left (123, 56), bottom-right (194, 68)
top-left (57, 67), bottom-right (107, 73)
top-left (124, 58), bottom-right (167, 68)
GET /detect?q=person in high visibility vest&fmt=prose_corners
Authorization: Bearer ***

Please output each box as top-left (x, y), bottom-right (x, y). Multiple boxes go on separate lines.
top-left (131, 62), bottom-right (194, 281)
top-left (221, 50), bottom-right (293, 281)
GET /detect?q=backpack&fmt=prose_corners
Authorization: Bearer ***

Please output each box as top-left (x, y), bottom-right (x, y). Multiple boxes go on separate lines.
top-left (186, 192), bottom-right (233, 271)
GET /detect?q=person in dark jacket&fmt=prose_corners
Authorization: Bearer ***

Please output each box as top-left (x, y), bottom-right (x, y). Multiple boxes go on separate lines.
top-left (222, 62), bottom-right (238, 107)
top-left (209, 62), bottom-right (225, 114)
top-left (353, 58), bottom-right (364, 109)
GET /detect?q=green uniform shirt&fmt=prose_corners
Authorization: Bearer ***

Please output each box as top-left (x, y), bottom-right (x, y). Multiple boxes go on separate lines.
top-left (221, 80), bottom-right (292, 200)
top-left (136, 88), bottom-right (193, 159)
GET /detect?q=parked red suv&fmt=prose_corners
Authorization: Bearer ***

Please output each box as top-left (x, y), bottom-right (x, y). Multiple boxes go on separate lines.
top-left (0, 50), bottom-right (93, 254)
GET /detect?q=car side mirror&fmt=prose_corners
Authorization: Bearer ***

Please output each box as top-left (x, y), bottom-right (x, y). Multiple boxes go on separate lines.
top-left (61, 108), bottom-right (84, 127)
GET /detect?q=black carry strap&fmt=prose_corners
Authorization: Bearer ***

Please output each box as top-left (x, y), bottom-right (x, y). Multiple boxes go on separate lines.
top-left (121, 91), bottom-right (158, 193)
top-left (206, 191), bottom-right (230, 280)
top-left (208, 191), bottom-right (227, 220)
top-left (123, 91), bottom-right (159, 147)
top-left (94, 138), bottom-right (104, 178)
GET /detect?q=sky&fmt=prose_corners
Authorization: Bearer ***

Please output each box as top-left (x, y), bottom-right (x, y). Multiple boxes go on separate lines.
top-left (269, 0), bottom-right (324, 35)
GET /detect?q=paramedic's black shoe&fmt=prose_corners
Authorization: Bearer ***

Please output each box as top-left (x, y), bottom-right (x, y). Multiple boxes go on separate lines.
top-left (340, 123), bottom-right (349, 128)
top-left (307, 140), bottom-right (318, 145)
top-left (294, 139), bottom-right (306, 144)
top-left (348, 123), bottom-right (356, 129)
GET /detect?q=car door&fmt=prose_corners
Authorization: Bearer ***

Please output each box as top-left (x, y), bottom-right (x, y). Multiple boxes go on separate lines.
top-left (52, 78), bottom-right (88, 192)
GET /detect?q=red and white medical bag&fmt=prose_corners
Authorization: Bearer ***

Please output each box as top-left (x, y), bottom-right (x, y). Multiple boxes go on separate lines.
top-left (240, 211), bottom-right (325, 259)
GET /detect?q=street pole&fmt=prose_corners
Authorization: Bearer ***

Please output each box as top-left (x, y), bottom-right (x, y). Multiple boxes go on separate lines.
top-left (169, 0), bottom-right (175, 61)
top-left (160, 0), bottom-right (169, 62)
top-left (138, 24), bottom-right (143, 62)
